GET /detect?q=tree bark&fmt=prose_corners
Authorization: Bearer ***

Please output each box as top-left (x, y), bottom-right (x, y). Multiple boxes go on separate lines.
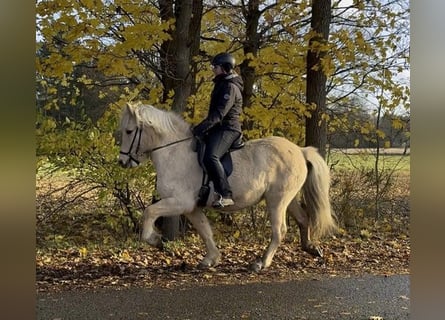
top-left (305, 0), bottom-right (331, 158)
top-left (159, 0), bottom-right (202, 112)
top-left (159, 0), bottom-right (175, 104)
top-left (240, 0), bottom-right (260, 109)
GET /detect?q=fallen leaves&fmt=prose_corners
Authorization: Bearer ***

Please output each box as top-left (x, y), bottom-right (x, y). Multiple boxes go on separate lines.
top-left (36, 228), bottom-right (410, 293)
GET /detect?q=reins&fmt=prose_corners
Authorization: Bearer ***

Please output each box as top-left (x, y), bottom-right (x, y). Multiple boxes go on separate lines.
top-left (120, 126), bottom-right (193, 165)
top-left (150, 136), bottom-right (193, 153)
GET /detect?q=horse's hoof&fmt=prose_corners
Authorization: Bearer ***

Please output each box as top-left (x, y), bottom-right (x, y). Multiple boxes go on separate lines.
top-left (315, 247), bottom-right (323, 257)
top-left (304, 245), bottom-right (323, 258)
top-left (249, 259), bottom-right (263, 272)
top-left (145, 233), bottom-right (163, 249)
top-left (156, 241), bottom-right (164, 250)
top-left (198, 258), bottom-right (219, 269)
top-left (197, 261), bottom-right (212, 269)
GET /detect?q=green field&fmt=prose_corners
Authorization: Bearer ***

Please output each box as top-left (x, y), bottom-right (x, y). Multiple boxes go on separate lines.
top-left (327, 150), bottom-right (410, 173)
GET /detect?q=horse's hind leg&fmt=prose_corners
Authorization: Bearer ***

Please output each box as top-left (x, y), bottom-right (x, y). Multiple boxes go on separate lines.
top-left (287, 198), bottom-right (323, 257)
top-left (250, 200), bottom-right (288, 272)
top-left (185, 209), bottom-right (221, 268)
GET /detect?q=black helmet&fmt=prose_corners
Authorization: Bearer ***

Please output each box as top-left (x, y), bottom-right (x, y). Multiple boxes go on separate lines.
top-left (211, 52), bottom-right (235, 72)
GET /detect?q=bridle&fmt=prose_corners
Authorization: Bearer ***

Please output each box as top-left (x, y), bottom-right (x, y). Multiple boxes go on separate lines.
top-left (119, 127), bottom-right (143, 165)
top-left (119, 127), bottom-right (193, 165)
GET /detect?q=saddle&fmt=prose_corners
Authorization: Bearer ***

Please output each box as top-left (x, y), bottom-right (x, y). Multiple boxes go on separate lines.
top-left (194, 135), bottom-right (244, 207)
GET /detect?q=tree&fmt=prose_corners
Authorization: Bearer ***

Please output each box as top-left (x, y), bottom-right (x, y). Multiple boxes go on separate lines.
top-left (239, 0), bottom-right (262, 109)
top-left (158, 0), bottom-right (203, 112)
top-left (327, 0), bottom-right (410, 148)
top-left (36, 0), bottom-right (410, 241)
top-left (305, 0), bottom-right (331, 158)
top-left (156, 0), bottom-right (204, 240)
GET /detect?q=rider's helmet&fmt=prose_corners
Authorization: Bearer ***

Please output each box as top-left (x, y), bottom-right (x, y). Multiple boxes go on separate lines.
top-left (211, 52), bottom-right (236, 73)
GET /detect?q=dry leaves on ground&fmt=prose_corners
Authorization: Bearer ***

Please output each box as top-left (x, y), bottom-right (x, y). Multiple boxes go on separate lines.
top-left (36, 228), bottom-right (409, 293)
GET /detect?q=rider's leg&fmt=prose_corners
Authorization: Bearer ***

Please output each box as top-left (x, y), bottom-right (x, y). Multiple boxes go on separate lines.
top-left (203, 129), bottom-right (239, 206)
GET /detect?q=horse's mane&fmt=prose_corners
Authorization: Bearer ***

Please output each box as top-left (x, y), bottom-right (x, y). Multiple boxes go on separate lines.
top-left (126, 103), bottom-right (191, 137)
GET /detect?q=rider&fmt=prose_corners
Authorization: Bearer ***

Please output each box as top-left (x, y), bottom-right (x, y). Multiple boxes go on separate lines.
top-left (192, 52), bottom-right (244, 208)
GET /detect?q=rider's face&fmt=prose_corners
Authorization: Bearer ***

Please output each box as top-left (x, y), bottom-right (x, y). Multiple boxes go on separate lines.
top-left (212, 64), bottom-right (224, 75)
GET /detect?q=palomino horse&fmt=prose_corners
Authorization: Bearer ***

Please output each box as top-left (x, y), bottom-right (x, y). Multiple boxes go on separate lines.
top-left (118, 102), bottom-right (336, 271)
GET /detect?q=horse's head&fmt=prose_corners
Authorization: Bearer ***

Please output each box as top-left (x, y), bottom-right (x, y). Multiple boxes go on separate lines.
top-left (117, 102), bottom-right (192, 168)
top-left (117, 102), bottom-right (152, 168)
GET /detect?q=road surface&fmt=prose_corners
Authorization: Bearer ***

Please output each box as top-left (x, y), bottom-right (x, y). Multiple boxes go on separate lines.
top-left (37, 274), bottom-right (409, 319)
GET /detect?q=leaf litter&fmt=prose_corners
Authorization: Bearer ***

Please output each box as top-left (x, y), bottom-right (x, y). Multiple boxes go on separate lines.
top-left (36, 222), bottom-right (409, 293)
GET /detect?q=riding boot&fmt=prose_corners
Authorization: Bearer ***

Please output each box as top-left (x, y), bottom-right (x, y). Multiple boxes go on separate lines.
top-left (204, 155), bottom-right (235, 207)
top-left (212, 193), bottom-right (235, 208)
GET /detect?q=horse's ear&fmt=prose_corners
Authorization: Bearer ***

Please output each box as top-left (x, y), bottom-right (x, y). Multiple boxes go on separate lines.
top-left (125, 102), bottom-right (136, 115)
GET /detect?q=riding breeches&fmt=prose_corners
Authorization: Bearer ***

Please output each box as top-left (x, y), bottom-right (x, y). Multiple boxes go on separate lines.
top-left (203, 129), bottom-right (240, 197)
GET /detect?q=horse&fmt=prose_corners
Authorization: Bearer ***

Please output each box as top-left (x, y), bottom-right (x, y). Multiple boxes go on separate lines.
top-left (117, 102), bottom-right (337, 271)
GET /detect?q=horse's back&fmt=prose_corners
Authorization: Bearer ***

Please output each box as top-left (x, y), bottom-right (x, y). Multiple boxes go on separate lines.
top-left (229, 136), bottom-right (307, 202)
top-left (239, 136), bottom-right (305, 165)
top-left (246, 135), bottom-right (300, 148)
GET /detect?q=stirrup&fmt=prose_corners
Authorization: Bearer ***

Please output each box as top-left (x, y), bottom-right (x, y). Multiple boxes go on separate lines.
top-left (212, 194), bottom-right (235, 208)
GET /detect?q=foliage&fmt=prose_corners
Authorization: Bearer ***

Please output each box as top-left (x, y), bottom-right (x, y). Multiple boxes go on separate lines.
top-left (36, 0), bottom-right (410, 140)
top-left (35, 0), bottom-right (410, 245)
top-left (326, 0), bottom-right (410, 148)
top-left (36, 105), bottom-right (156, 241)
top-left (327, 99), bottom-right (410, 149)
top-left (328, 150), bottom-right (410, 228)
top-left (36, 0), bottom-right (172, 114)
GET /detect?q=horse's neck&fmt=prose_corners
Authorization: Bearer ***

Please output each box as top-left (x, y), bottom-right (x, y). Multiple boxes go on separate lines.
top-left (150, 135), bottom-right (193, 169)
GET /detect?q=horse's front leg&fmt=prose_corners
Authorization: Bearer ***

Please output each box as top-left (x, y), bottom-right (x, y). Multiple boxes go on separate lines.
top-left (141, 197), bottom-right (190, 248)
top-left (185, 209), bottom-right (221, 268)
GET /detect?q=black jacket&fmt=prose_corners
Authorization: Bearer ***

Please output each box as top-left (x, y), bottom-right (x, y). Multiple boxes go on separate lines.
top-left (193, 73), bottom-right (244, 136)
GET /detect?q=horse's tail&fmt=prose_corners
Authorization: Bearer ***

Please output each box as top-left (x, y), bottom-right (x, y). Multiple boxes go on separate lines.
top-left (301, 147), bottom-right (337, 240)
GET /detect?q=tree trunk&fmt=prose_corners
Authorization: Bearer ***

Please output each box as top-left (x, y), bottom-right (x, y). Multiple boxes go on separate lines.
top-left (159, 0), bottom-right (175, 103)
top-left (240, 0), bottom-right (260, 110)
top-left (157, 0), bottom-right (203, 240)
top-left (159, 0), bottom-right (202, 112)
top-left (238, 0), bottom-right (262, 135)
top-left (305, 0), bottom-right (331, 159)
top-left (171, 0), bottom-right (192, 112)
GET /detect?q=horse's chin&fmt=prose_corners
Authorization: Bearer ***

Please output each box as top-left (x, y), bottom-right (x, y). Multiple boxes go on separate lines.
top-left (128, 160), bottom-right (140, 168)
top-left (118, 159), bottom-right (140, 168)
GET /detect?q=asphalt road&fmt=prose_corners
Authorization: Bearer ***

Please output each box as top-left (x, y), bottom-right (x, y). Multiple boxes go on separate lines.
top-left (37, 274), bottom-right (409, 319)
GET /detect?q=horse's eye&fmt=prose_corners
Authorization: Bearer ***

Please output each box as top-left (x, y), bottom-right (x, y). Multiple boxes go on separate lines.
top-left (126, 129), bottom-right (133, 134)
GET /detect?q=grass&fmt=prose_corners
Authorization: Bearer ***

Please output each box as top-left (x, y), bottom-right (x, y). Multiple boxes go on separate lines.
top-left (327, 150), bottom-right (410, 174)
